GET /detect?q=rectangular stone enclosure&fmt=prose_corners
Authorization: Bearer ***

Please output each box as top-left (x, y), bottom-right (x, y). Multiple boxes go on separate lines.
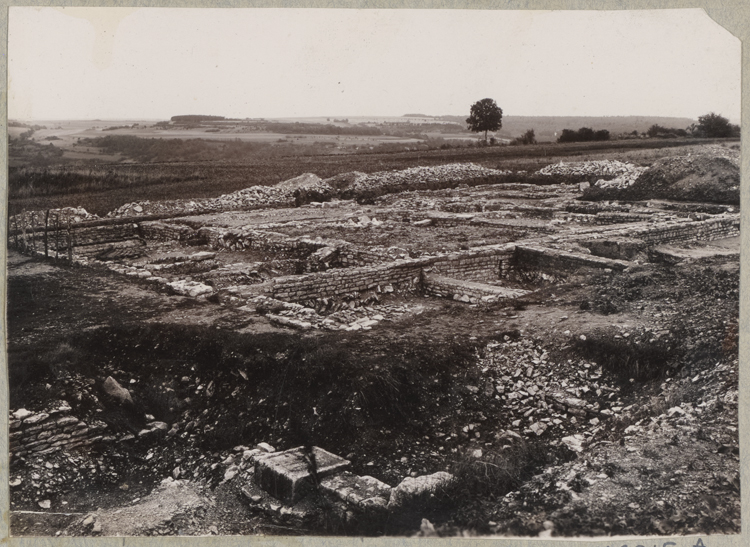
top-left (254, 446), bottom-right (351, 504)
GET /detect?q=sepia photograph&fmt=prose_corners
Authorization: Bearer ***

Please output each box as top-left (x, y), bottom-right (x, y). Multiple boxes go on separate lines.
top-left (5, 6), bottom-right (742, 539)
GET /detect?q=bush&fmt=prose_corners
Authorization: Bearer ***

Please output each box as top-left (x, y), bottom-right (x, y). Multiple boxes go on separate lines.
top-left (557, 127), bottom-right (610, 143)
top-left (695, 113), bottom-right (740, 138)
top-left (512, 129), bottom-right (536, 145)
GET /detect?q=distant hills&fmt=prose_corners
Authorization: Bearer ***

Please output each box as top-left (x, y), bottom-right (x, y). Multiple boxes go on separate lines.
top-left (165, 113), bottom-right (700, 142)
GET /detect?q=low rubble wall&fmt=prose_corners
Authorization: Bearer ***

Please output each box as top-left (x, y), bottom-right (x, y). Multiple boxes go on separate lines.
top-left (197, 226), bottom-right (386, 268)
top-left (594, 212), bottom-right (654, 225)
top-left (12, 223), bottom-right (140, 253)
top-left (623, 215), bottom-right (739, 245)
top-left (9, 407), bottom-right (111, 460)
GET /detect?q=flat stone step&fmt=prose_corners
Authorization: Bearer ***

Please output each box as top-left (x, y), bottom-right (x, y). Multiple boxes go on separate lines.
top-left (255, 446), bottom-right (350, 504)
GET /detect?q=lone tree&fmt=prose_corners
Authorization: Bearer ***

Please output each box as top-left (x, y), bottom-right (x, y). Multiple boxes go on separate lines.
top-left (467, 98), bottom-right (502, 143)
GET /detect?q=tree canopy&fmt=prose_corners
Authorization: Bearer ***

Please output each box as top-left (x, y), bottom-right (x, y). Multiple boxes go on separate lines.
top-left (696, 113), bottom-right (740, 138)
top-left (466, 98), bottom-right (503, 142)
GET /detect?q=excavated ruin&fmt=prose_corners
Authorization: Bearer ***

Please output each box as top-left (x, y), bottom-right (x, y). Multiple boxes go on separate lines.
top-left (8, 150), bottom-right (740, 537)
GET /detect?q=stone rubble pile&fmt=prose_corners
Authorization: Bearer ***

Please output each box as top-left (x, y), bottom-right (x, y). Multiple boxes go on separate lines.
top-left (537, 160), bottom-right (643, 179)
top-left (107, 174), bottom-right (333, 219)
top-left (488, 356), bottom-right (739, 537)
top-left (250, 295), bottom-right (415, 331)
top-left (478, 336), bottom-right (625, 445)
top-left (10, 207), bottom-right (100, 229)
top-left (346, 163), bottom-right (510, 194)
top-left (595, 166), bottom-right (648, 189)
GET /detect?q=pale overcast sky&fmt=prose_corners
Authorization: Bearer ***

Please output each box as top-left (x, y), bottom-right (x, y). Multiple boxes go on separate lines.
top-left (8, 7), bottom-right (741, 121)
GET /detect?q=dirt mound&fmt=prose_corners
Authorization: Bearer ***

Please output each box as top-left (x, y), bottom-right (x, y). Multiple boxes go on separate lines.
top-left (619, 146), bottom-right (739, 204)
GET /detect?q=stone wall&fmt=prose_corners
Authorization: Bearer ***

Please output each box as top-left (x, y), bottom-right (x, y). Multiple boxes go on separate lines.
top-left (513, 245), bottom-right (631, 274)
top-left (623, 215), bottom-right (739, 245)
top-left (197, 226), bottom-right (387, 270)
top-left (266, 244), bottom-right (517, 303)
top-left (429, 246), bottom-right (515, 282)
top-left (9, 406), bottom-right (112, 460)
top-left (140, 221), bottom-right (197, 241)
top-left (12, 223), bottom-right (140, 254)
top-left (424, 274), bottom-right (530, 304)
top-left (552, 214), bottom-right (739, 247)
top-left (271, 261), bottom-right (425, 302)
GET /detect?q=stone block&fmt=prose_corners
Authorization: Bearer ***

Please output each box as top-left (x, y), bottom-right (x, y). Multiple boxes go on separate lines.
top-left (255, 446), bottom-right (350, 504)
top-left (320, 471), bottom-right (391, 511)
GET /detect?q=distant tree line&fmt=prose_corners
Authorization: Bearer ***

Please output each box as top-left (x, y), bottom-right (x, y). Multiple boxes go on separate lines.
top-left (266, 122), bottom-right (383, 136)
top-left (171, 115), bottom-right (226, 123)
top-left (557, 127), bottom-right (610, 143)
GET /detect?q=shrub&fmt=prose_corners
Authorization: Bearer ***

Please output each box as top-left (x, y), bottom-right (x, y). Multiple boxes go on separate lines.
top-left (557, 127), bottom-right (610, 143)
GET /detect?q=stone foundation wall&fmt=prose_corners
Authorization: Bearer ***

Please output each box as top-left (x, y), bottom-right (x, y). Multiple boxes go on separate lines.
top-left (424, 274), bottom-right (529, 303)
top-left (13, 223), bottom-right (140, 253)
top-left (140, 221), bottom-right (196, 241)
top-left (554, 215), bottom-right (739, 246)
top-left (197, 226), bottom-right (387, 269)
top-left (430, 248), bottom-right (514, 282)
top-left (9, 407), bottom-right (111, 460)
top-left (594, 212), bottom-right (654, 225)
top-left (514, 245), bottom-right (630, 274)
top-left (268, 244), bottom-right (517, 302)
top-left (271, 261), bottom-right (425, 302)
top-left (624, 216), bottom-right (739, 245)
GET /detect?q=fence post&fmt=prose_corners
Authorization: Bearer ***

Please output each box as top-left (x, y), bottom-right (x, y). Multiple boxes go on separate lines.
top-left (13, 216), bottom-right (19, 249)
top-left (54, 214), bottom-right (60, 259)
top-left (67, 217), bottom-right (73, 262)
top-left (31, 213), bottom-right (36, 253)
top-left (44, 210), bottom-right (49, 257)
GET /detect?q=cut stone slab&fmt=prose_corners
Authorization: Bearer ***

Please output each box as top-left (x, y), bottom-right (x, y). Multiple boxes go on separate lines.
top-left (320, 471), bottom-right (392, 511)
top-left (255, 446), bottom-right (350, 504)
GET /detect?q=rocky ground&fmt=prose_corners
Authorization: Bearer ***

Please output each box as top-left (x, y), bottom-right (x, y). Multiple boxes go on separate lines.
top-left (7, 143), bottom-right (741, 538)
top-left (7, 234), bottom-right (739, 537)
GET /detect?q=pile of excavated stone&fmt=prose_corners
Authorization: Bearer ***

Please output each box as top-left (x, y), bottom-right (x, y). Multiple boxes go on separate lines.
top-left (486, 355), bottom-right (740, 537)
top-left (106, 164), bottom-right (508, 220)
top-left (537, 160), bottom-right (643, 179)
top-left (478, 336), bottom-right (626, 447)
top-left (250, 295), bottom-right (417, 331)
top-left (594, 167), bottom-right (648, 189)
top-left (107, 174), bottom-right (333, 219)
top-left (345, 163), bottom-right (511, 194)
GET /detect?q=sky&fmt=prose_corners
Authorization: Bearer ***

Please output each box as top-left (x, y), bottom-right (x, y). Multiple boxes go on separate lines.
top-left (8, 7), bottom-right (741, 122)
